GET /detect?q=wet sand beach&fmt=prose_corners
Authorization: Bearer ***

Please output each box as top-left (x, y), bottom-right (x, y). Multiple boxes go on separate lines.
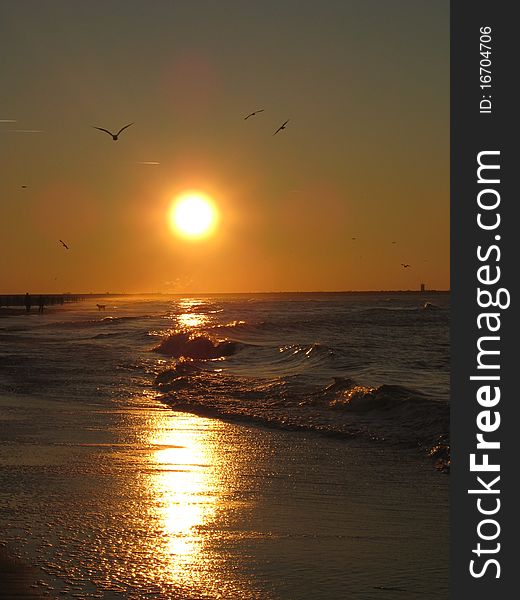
top-left (0, 308), bottom-right (29, 317)
top-left (0, 550), bottom-right (49, 598)
top-left (0, 392), bottom-right (449, 599)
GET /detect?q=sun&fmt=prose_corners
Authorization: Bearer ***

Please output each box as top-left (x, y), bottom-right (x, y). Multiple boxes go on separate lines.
top-left (169, 192), bottom-right (218, 240)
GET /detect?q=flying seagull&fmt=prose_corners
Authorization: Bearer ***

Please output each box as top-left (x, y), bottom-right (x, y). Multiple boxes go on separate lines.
top-left (93, 122), bottom-right (134, 141)
top-left (59, 240), bottom-right (69, 250)
top-left (244, 109), bottom-right (264, 120)
top-left (273, 119), bottom-right (289, 136)
top-left (401, 263), bottom-right (411, 268)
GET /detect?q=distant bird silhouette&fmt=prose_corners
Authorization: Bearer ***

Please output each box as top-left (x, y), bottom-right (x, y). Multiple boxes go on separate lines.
top-left (391, 241), bottom-right (396, 244)
top-left (244, 109), bottom-right (264, 120)
top-left (351, 237), bottom-right (357, 240)
top-left (273, 120), bottom-right (289, 135)
top-left (401, 263), bottom-right (411, 268)
top-left (21, 185), bottom-right (27, 189)
top-left (93, 122), bottom-right (134, 141)
top-left (59, 240), bottom-right (69, 250)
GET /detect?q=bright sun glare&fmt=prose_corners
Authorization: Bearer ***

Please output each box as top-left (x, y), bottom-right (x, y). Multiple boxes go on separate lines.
top-left (169, 192), bottom-right (218, 240)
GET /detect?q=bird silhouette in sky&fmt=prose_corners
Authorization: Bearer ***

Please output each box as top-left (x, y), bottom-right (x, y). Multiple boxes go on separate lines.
top-left (391, 241), bottom-right (397, 244)
top-left (273, 120), bottom-right (289, 135)
top-left (401, 263), bottom-right (411, 268)
top-left (244, 109), bottom-right (264, 120)
top-left (59, 240), bottom-right (69, 250)
top-left (21, 185), bottom-right (27, 189)
top-left (93, 123), bottom-right (134, 141)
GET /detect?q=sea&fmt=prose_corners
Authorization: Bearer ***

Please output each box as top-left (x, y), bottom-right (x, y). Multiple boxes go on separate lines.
top-left (0, 292), bottom-right (450, 599)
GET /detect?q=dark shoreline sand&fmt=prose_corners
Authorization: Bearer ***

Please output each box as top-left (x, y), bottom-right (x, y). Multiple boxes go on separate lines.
top-left (0, 308), bottom-right (62, 318)
top-left (0, 548), bottom-right (49, 598)
top-left (0, 308), bottom-right (28, 317)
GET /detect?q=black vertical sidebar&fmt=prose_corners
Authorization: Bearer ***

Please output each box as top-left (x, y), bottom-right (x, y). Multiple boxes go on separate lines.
top-left (451, 1), bottom-right (517, 597)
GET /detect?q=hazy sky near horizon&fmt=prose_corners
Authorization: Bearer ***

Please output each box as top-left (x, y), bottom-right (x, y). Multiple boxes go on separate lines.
top-left (1, 0), bottom-right (449, 294)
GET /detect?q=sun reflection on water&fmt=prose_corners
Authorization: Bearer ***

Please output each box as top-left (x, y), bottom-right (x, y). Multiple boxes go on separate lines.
top-left (177, 312), bottom-right (208, 329)
top-left (172, 298), bottom-right (212, 330)
top-left (147, 413), bottom-right (220, 591)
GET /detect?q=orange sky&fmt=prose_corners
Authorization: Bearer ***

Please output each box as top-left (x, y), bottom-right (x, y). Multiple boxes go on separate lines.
top-left (0, 1), bottom-right (449, 293)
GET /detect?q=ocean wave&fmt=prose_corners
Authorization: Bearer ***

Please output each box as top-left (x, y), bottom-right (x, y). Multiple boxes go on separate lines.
top-left (423, 302), bottom-right (440, 310)
top-left (264, 343), bottom-right (335, 371)
top-left (354, 305), bottom-right (447, 316)
top-left (210, 319), bottom-right (271, 338)
top-left (322, 379), bottom-right (427, 411)
top-left (154, 359), bottom-right (202, 391)
top-left (51, 315), bottom-right (153, 329)
top-left (100, 315), bottom-right (148, 323)
top-left (357, 306), bottom-right (422, 313)
top-left (207, 320), bottom-right (248, 331)
top-left (90, 332), bottom-right (124, 339)
top-left (154, 366), bottom-right (449, 469)
top-left (152, 331), bottom-right (238, 359)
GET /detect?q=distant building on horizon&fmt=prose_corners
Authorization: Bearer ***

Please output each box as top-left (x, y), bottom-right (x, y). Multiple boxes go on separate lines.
top-left (420, 283), bottom-right (426, 292)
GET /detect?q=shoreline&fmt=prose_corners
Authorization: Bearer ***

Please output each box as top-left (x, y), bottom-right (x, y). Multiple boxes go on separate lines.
top-left (157, 396), bottom-right (450, 472)
top-left (0, 547), bottom-right (49, 598)
top-left (0, 307), bottom-right (64, 318)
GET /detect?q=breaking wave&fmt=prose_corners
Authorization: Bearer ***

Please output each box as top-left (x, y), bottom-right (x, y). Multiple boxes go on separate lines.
top-left (152, 332), bottom-right (238, 359)
top-left (154, 363), bottom-right (449, 470)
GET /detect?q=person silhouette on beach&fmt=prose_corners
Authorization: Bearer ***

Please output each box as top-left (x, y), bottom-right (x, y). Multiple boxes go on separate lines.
top-left (24, 293), bottom-right (31, 313)
top-left (38, 295), bottom-right (45, 314)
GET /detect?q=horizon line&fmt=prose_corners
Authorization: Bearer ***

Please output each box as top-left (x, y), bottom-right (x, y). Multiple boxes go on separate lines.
top-left (1, 289), bottom-right (451, 297)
